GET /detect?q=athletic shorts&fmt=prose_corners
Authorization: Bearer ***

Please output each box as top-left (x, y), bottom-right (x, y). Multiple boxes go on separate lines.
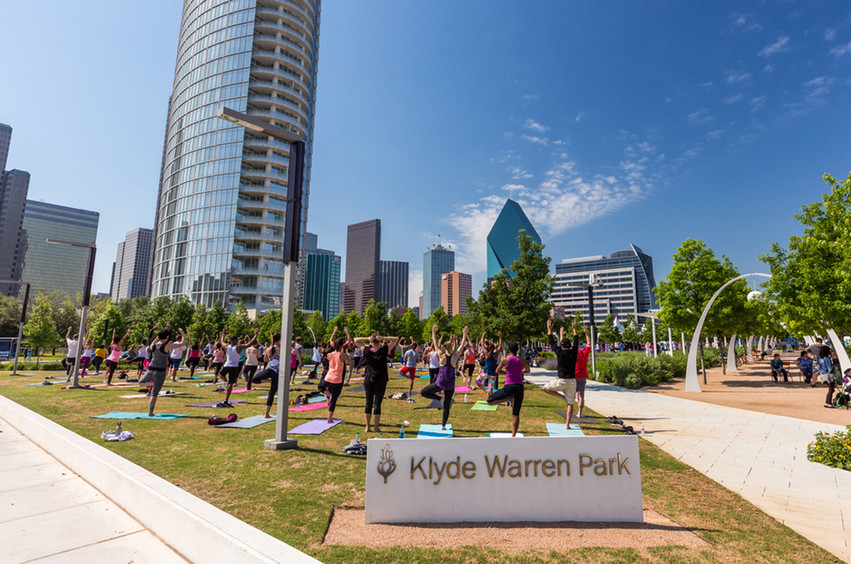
top-left (169, 358), bottom-right (182, 369)
top-left (543, 377), bottom-right (577, 400)
top-left (221, 365), bottom-right (241, 385)
top-left (575, 378), bottom-right (586, 398)
top-left (400, 366), bottom-right (416, 379)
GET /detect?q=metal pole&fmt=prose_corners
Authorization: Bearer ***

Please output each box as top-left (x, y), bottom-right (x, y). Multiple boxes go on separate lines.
top-left (70, 247), bottom-right (96, 389)
top-left (265, 262), bottom-right (298, 450)
top-left (1, 281), bottom-right (30, 376)
top-left (588, 285), bottom-right (596, 377)
top-left (667, 326), bottom-right (673, 356)
top-left (651, 317), bottom-right (657, 358)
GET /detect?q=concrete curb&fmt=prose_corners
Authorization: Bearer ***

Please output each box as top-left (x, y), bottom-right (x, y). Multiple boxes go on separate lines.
top-left (0, 395), bottom-right (320, 564)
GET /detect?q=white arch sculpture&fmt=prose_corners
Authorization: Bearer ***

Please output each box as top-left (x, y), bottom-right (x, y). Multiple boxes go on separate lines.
top-left (685, 273), bottom-right (772, 392)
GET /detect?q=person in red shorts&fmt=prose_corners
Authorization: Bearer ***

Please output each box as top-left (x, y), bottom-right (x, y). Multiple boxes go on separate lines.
top-left (401, 341), bottom-right (419, 397)
top-left (574, 324), bottom-right (591, 418)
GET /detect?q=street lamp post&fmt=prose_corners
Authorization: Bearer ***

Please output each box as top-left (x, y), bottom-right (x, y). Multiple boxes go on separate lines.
top-left (217, 106), bottom-right (304, 451)
top-left (46, 239), bottom-right (96, 389)
top-left (0, 280), bottom-right (30, 375)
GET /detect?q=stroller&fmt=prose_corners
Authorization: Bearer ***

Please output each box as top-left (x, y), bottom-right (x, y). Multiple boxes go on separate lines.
top-left (832, 374), bottom-right (851, 409)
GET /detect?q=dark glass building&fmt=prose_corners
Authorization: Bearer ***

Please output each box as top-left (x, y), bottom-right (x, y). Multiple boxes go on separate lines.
top-left (111, 228), bottom-right (154, 299)
top-left (343, 219), bottom-right (380, 314)
top-left (302, 251), bottom-right (340, 320)
top-left (486, 199), bottom-right (541, 281)
top-left (0, 123), bottom-right (30, 296)
top-left (379, 260), bottom-right (409, 310)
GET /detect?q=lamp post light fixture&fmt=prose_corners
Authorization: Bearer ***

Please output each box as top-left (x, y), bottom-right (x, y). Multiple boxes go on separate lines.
top-left (0, 279), bottom-right (30, 375)
top-left (566, 274), bottom-right (603, 377)
top-left (46, 238), bottom-right (96, 390)
top-left (217, 106), bottom-right (305, 451)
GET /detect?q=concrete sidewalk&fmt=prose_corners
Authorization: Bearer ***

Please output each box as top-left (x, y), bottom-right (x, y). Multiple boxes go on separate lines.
top-left (527, 369), bottom-right (850, 562)
top-left (0, 417), bottom-right (187, 563)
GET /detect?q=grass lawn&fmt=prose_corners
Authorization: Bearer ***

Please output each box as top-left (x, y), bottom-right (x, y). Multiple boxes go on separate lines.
top-left (0, 368), bottom-right (837, 563)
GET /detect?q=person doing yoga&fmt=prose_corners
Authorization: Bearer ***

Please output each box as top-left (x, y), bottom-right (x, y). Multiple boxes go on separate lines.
top-left (486, 339), bottom-right (530, 437)
top-left (354, 332), bottom-right (400, 433)
top-left (420, 325), bottom-right (469, 430)
top-left (321, 327), bottom-right (353, 424)
top-left (141, 328), bottom-right (185, 417)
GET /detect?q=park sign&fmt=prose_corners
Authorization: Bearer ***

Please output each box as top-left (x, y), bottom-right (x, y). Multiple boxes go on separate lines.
top-left (364, 436), bottom-right (642, 524)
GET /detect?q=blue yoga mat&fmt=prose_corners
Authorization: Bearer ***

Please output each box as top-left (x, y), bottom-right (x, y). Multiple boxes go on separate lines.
top-left (349, 385), bottom-right (365, 392)
top-left (289, 418), bottom-right (342, 435)
top-left (91, 412), bottom-right (187, 420)
top-left (216, 414), bottom-right (275, 429)
top-left (546, 422), bottom-right (584, 437)
top-left (417, 424), bottom-right (453, 438)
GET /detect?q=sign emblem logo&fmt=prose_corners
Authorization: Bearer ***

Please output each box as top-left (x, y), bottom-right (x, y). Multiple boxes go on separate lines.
top-left (377, 444), bottom-right (396, 483)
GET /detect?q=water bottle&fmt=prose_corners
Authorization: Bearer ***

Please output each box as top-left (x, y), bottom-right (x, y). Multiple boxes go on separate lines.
top-left (640, 424), bottom-right (645, 435)
top-left (399, 425), bottom-right (405, 439)
top-left (378, 432), bottom-right (383, 438)
top-left (116, 421), bottom-right (122, 434)
top-left (464, 393), bottom-right (468, 403)
top-left (354, 431), bottom-right (360, 444)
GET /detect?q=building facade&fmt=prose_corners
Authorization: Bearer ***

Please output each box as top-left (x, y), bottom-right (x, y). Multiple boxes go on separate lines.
top-left (0, 123), bottom-right (30, 296)
top-left (422, 239), bottom-right (454, 318)
top-left (441, 271), bottom-right (472, 316)
top-left (19, 201), bottom-right (99, 297)
top-left (487, 199), bottom-right (541, 281)
top-left (151, 0), bottom-right (322, 310)
top-left (551, 244), bottom-right (657, 325)
top-left (301, 251), bottom-right (340, 320)
top-left (379, 260), bottom-right (408, 310)
top-left (343, 219), bottom-right (380, 314)
top-left (110, 228), bottom-right (154, 300)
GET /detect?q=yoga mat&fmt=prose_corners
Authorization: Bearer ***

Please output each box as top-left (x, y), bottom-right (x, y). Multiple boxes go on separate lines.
top-left (27, 382), bottom-right (57, 386)
top-left (91, 412), bottom-right (187, 420)
top-left (289, 401), bottom-right (328, 412)
top-left (119, 392), bottom-right (185, 399)
top-left (455, 385), bottom-right (472, 393)
top-left (426, 398), bottom-right (453, 409)
top-left (546, 422), bottom-right (585, 437)
top-left (216, 415), bottom-right (275, 429)
top-left (307, 395), bottom-right (326, 404)
top-left (188, 400), bottom-right (247, 407)
top-left (179, 376), bottom-right (204, 380)
top-left (349, 385), bottom-right (365, 392)
top-left (289, 418), bottom-right (342, 435)
top-left (489, 432), bottom-right (524, 437)
top-left (471, 401), bottom-right (497, 411)
top-left (61, 382), bottom-right (133, 389)
top-left (417, 424), bottom-right (453, 438)
top-left (349, 376), bottom-right (364, 381)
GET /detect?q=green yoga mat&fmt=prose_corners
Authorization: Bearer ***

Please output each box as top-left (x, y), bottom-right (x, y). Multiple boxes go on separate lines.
top-left (471, 401), bottom-right (497, 411)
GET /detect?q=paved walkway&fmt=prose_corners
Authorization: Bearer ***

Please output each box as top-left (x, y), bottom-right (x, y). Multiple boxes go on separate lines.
top-left (527, 369), bottom-right (851, 563)
top-left (0, 417), bottom-right (187, 563)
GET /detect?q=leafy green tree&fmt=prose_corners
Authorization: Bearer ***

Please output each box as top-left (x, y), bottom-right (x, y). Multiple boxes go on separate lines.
top-left (621, 314), bottom-right (641, 347)
top-left (168, 297), bottom-right (196, 332)
top-left (206, 300), bottom-right (228, 336)
top-left (187, 302), bottom-right (209, 342)
top-left (761, 172), bottom-right (851, 335)
top-left (386, 307), bottom-right (403, 337)
top-left (24, 294), bottom-right (60, 363)
top-left (421, 306), bottom-right (451, 341)
top-left (226, 302), bottom-right (254, 338)
top-left (345, 311), bottom-right (362, 336)
top-left (398, 309), bottom-right (422, 342)
top-left (596, 314), bottom-right (620, 344)
top-left (362, 300), bottom-right (390, 336)
top-left (257, 308), bottom-right (281, 343)
top-left (0, 294), bottom-right (21, 337)
top-left (90, 302), bottom-right (127, 345)
top-left (467, 232), bottom-right (553, 341)
top-left (292, 307), bottom-right (308, 342)
top-left (306, 310), bottom-right (327, 345)
top-left (324, 313), bottom-right (347, 341)
top-left (50, 292), bottom-right (80, 340)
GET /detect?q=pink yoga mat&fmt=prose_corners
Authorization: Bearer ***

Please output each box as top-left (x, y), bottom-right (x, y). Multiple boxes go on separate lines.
top-left (455, 385), bottom-right (471, 393)
top-left (289, 401), bottom-right (328, 412)
top-left (215, 388), bottom-right (252, 394)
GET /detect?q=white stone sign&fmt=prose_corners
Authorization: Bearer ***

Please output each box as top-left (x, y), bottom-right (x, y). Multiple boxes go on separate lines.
top-left (365, 436), bottom-right (642, 524)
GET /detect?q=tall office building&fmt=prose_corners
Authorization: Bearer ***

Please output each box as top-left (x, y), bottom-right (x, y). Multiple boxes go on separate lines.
top-left (151, 0), bottom-right (322, 309)
top-left (441, 271), bottom-right (472, 316)
top-left (422, 238), bottom-right (454, 318)
top-left (0, 123), bottom-right (30, 296)
top-left (19, 201), bottom-right (99, 297)
top-left (379, 260), bottom-right (408, 310)
top-left (551, 244), bottom-right (657, 325)
top-left (343, 219), bottom-right (380, 314)
top-left (487, 199), bottom-right (541, 281)
top-left (110, 228), bottom-right (154, 300)
top-left (302, 251), bottom-right (340, 320)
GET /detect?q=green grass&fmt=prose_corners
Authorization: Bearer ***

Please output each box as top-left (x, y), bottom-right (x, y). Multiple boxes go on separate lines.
top-left (0, 369), bottom-right (837, 563)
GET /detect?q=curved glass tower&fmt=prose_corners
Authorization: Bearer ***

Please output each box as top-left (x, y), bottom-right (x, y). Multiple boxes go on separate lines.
top-left (152, 0), bottom-right (321, 309)
top-left (486, 199), bottom-right (541, 281)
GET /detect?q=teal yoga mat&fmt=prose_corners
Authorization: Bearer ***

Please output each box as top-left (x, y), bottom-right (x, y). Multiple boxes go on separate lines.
top-left (417, 424), bottom-right (453, 438)
top-left (216, 414), bottom-right (276, 429)
top-left (91, 412), bottom-right (187, 420)
top-left (546, 423), bottom-right (585, 437)
top-left (471, 401), bottom-right (497, 411)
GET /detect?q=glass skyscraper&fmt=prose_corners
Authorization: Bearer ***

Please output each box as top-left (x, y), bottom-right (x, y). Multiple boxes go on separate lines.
top-left (343, 219), bottom-right (380, 315)
top-left (0, 123), bottom-right (30, 296)
top-left (486, 199), bottom-right (541, 281)
top-left (378, 260), bottom-right (409, 310)
top-left (151, 0), bottom-right (321, 309)
top-left (111, 228), bottom-right (154, 300)
top-left (422, 239), bottom-right (454, 319)
top-left (302, 251), bottom-right (340, 320)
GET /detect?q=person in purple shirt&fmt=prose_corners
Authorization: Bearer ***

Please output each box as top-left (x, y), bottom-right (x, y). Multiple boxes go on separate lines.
top-left (420, 325), bottom-right (470, 430)
top-left (487, 340), bottom-right (531, 437)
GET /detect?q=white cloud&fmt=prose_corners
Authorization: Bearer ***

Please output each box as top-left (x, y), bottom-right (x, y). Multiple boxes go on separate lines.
top-left (408, 269), bottom-right (423, 308)
top-left (724, 94), bottom-right (743, 104)
top-left (726, 70), bottom-right (752, 84)
top-left (830, 41), bottom-right (851, 56)
top-left (764, 64), bottom-right (774, 72)
top-left (501, 183), bottom-right (527, 192)
top-left (700, 81), bottom-right (715, 88)
top-left (759, 35), bottom-right (790, 57)
top-left (523, 119), bottom-right (550, 133)
top-left (706, 129), bottom-right (724, 140)
top-left (509, 167), bottom-right (533, 180)
top-left (749, 95), bottom-right (768, 112)
top-left (732, 14), bottom-right (761, 31)
top-left (575, 111), bottom-right (585, 122)
top-left (521, 94), bottom-right (540, 101)
top-left (688, 108), bottom-right (715, 124)
top-left (784, 77), bottom-right (834, 117)
top-left (824, 27), bottom-right (838, 41)
top-left (521, 134), bottom-right (549, 146)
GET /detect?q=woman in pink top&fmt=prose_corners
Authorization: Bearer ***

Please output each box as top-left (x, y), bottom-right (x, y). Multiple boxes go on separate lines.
top-left (105, 329), bottom-right (129, 386)
top-left (321, 327), bottom-right (352, 424)
top-left (487, 341), bottom-right (530, 437)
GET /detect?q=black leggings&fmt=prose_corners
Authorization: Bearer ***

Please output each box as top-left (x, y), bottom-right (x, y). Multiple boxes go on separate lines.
top-left (243, 364), bottom-right (258, 381)
top-left (487, 383), bottom-right (525, 416)
top-left (428, 367), bottom-right (439, 383)
top-left (826, 380), bottom-right (836, 405)
top-left (464, 363), bottom-right (475, 381)
top-left (364, 378), bottom-right (387, 415)
top-left (421, 382), bottom-right (454, 427)
top-left (254, 368), bottom-right (280, 407)
top-left (325, 381), bottom-right (343, 412)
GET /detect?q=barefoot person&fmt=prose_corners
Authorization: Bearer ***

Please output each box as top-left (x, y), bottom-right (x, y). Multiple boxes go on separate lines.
top-left (142, 328), bottom-right (185, 417)
top-left (219, 329), bottom-right (259, 408)
top-left (542, 319), bottom-right (579, 429)
top-left (486, 340), bottom-right (530, 437)
top-left (105, 329), bottom-right (130, 386)
top-left (355, 333), bottom-right (400, 433)
top-left (574, 324), bottom-right (591, 418)
top-left (255, 333), bottom-right (281, 418)
top-left (322, 328), bottom-right (352, 424)
top-left (400, 339), bottom-right (420, 397)
top-left (420, 325), bottom-right (469, 430)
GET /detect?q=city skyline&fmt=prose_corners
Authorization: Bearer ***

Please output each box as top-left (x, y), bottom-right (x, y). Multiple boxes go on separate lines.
top-left (1, 2), bottom-right (850, 307)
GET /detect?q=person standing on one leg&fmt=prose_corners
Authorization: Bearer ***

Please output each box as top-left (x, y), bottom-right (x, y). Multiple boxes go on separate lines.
top-left (421, 325), bottom-right (469, 430)
top-left (323, 331), bottom-right (352, 424)
top-left (401, 340), bottom-right (419, 397)
top-left (542, 319), bottom-right (579, 429)
top-left (144, 328), bottom-right (185, 417)
top-left (355, 333), bottom-right (399, 433)
top-left (219, 329), bottom-right (258, 408)
top-left (574, 324), bottom-right (591, 418)
top-left (63, 327), bottom-right (80, 382)
top-left (105, 329), bottom-right (130, 386)
top-left (486, 340), bottom-right (530, 437)
top-left (257, 333), bottom-right (281, 418)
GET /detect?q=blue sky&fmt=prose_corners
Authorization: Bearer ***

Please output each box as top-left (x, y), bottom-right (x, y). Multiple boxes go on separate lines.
top-left (1, 1), bottom-right (850, 305)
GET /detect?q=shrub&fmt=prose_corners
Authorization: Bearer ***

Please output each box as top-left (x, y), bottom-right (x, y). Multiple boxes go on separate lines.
top-left (0, 361), bottom-right (65, 371)
top-left (624, 374), bottom-right (642, 389)
top-left (540, 358), bottom-right (557, 371)
top-left (807, 426), bottom-right (851, 471)
top-left (539, 351), bottom-right (556, 360)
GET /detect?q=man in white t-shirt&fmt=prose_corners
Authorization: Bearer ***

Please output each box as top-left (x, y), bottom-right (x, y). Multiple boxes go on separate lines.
top-left (168, 341), bottom-right (187, 382)
top-left (63, 327), bottom-right (79, 378)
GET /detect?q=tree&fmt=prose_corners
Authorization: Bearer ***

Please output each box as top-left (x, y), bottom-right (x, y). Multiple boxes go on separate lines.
top-left (596, 314), bottom-right (620, 345)
top-left (421, 306), bottom-right (451, 342)
top-left (621, 314), bottom-right (641, 347)
top-left (398, 309), bottom-right (422, 342)
top-left (324, 313), bottom-right (347, 341)
top-left (345, 311), bottom-right (362, 336)
top-left (50, 293), bottom-right (80, 342)
top-left (761, 172), bottom-right (851, 336)
top-left (306, 310), bottom-right (327, 346)
top-left (168, 297), bottom-right (196, 332)
top-left (362, 300), bottom-right (389, 336)
top-left (206, 300), bottom-right (228, 336)
top-left (187, 302), bottom-right (209, 342)
top-left (24, 294), bottom-right (60, 363)
top-left (90, 302), bottom-right (127, 345)
top-left (226, 302), bottom-right (254, 338)
top-left (386, 307), bottom-right (403, 337)
top-left (0, 294), bottom-right (21, 337)
top-left (257, 308), bottom-right (281, 343)
top-left (467, 231), bottom-right (553, 341)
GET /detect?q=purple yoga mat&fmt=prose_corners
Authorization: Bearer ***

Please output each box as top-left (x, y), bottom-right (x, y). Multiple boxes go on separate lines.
top-left (289, 418), bottom-right (342, 435)
top-left (188, 400), bottom-right (246, 407)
